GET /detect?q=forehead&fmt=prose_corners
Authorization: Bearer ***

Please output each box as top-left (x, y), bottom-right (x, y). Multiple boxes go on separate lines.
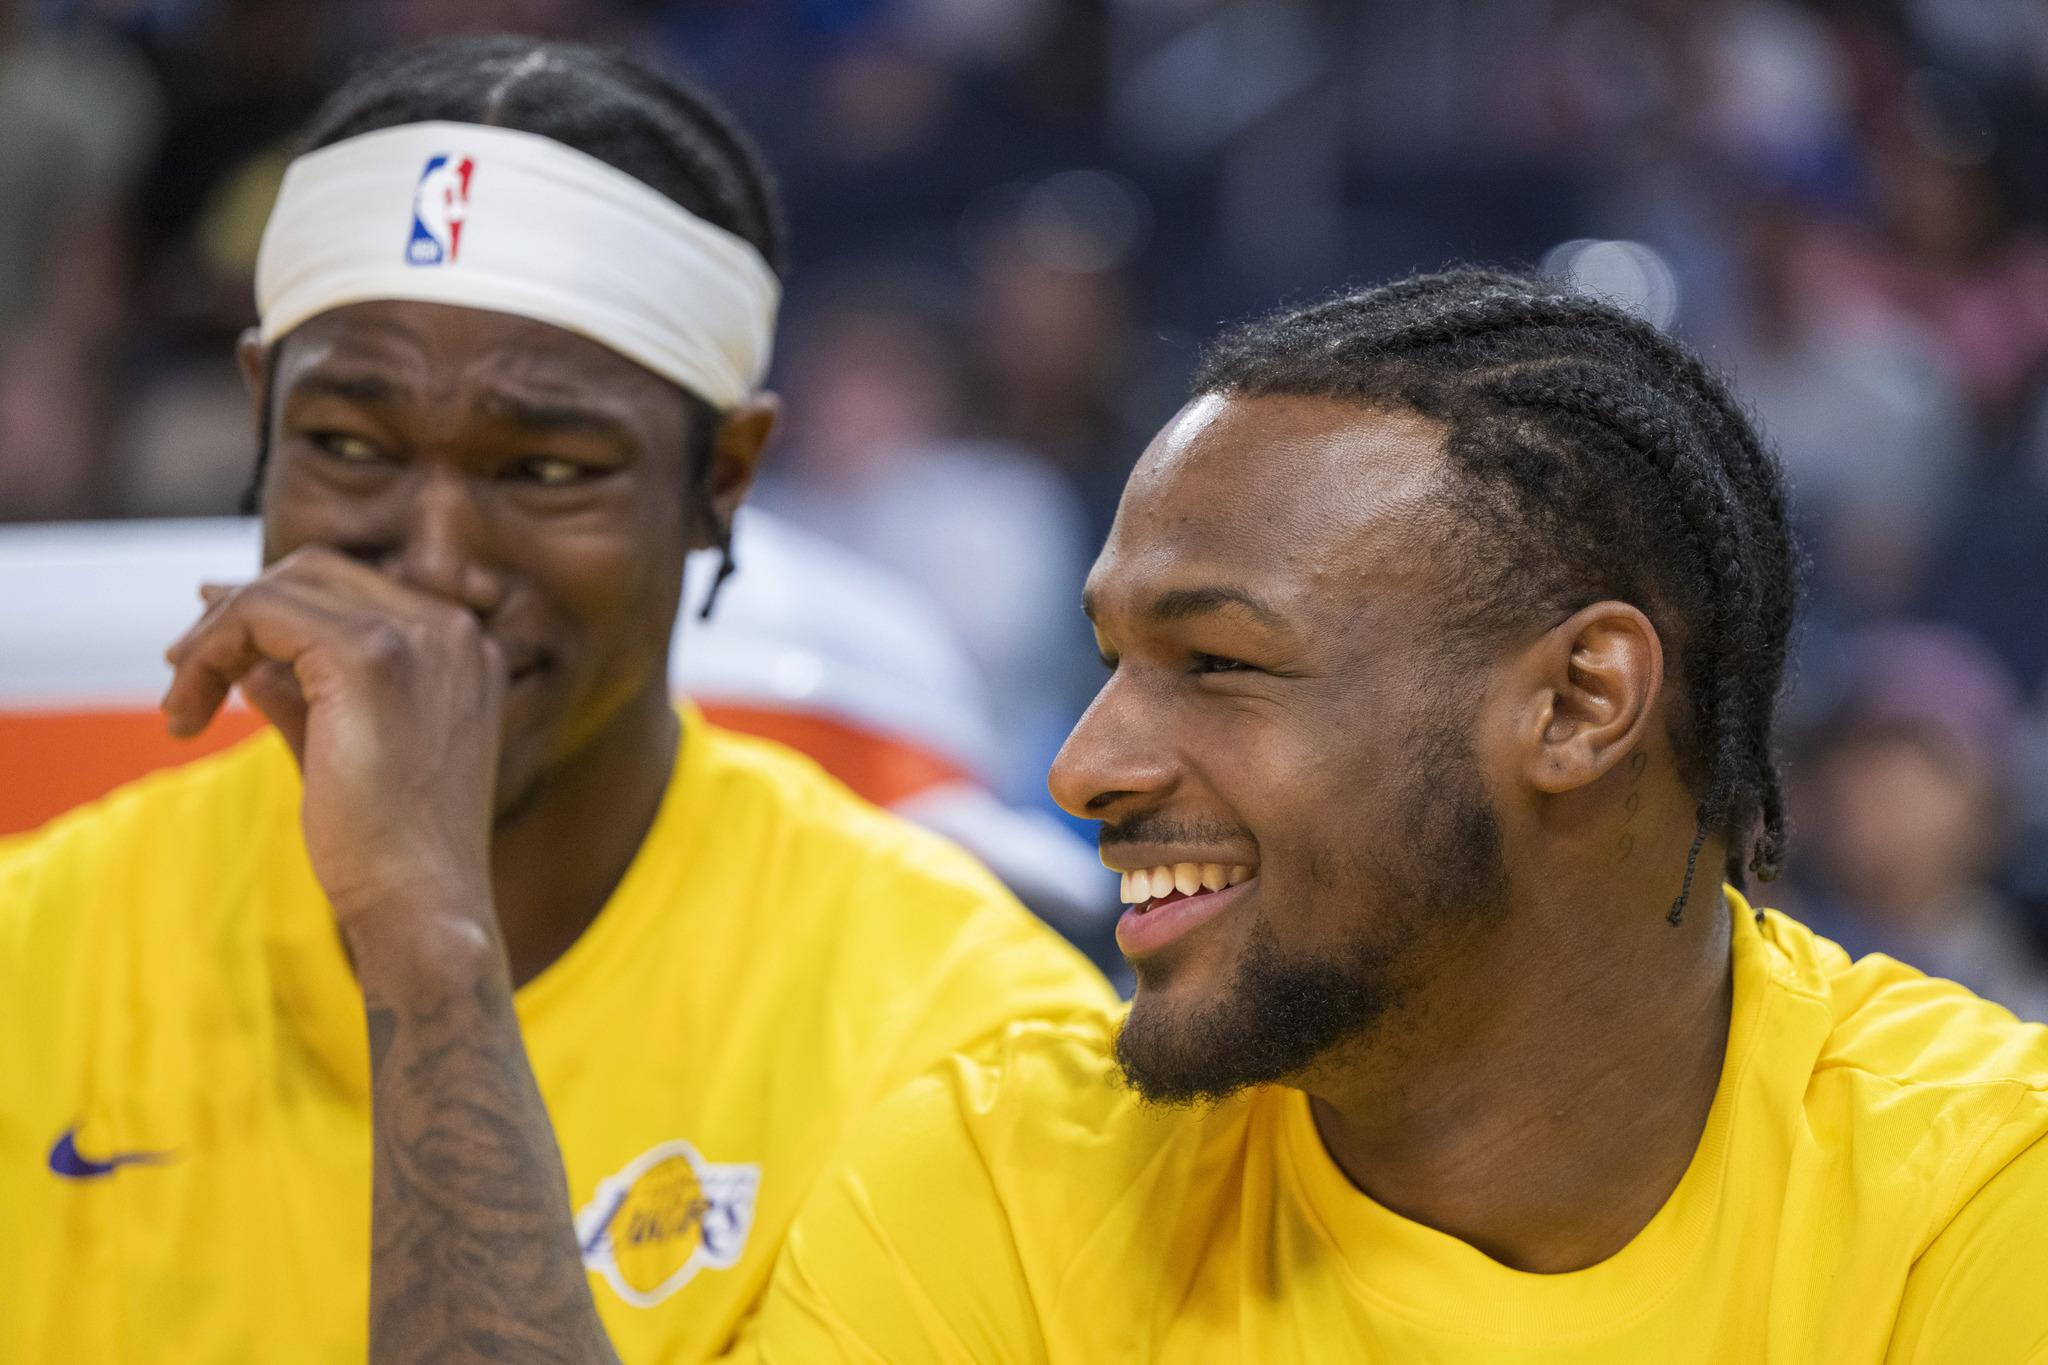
top-left (275, 299), bottom-right (684, 416)
top-left (1090, 393), bottom-right (1454, 617)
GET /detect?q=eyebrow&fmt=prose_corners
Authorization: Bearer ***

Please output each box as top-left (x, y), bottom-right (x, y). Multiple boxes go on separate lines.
top-left (1083, 584), bottom-right (1285, 628)
top-left (287, 371), bottom-right (404, 407)
top-left (1149, 586), bottom-right (1283, 626)
top-left (287, 371), bottom-right (631, 438)
top-left (476, 392), bottom-right (634, 436)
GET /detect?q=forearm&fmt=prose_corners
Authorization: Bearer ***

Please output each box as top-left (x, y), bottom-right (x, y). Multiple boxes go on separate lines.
top-left (160, 550), bottom-right (613, 1357)
top-left (360, 920), bottom-right (620, 1365)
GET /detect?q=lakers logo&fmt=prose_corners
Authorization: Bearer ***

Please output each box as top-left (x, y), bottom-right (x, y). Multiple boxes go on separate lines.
top-left (576, 1140), bottom-right (760, 1308)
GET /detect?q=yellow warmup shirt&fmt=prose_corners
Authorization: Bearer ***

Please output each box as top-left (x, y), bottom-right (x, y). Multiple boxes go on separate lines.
top-left (763, 892), bottom-right (2048, 1364)
top-left (0, 709), bottom-right (1117, 1365)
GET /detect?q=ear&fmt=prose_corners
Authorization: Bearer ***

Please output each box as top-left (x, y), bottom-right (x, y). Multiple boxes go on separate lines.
top-left (236, 328), bottom-right (268, 425)
top-left (1520, 601), bottom-right (1665, 795)
top-left (698, 391), bottom-right (779, 547)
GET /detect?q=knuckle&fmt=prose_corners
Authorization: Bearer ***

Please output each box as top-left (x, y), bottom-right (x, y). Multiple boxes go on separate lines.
top-left (356, 622), bottom-right (410, 674)
top-left (434, 607), bottom-right (489, 662)
top-left (440, 606), bottom-right (484, 644)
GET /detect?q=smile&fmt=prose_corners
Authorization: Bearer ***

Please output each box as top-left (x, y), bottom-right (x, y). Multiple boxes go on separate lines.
top-left (1114, 861), bottom-right (1258, 958)
top-left (1119, 862), bottom-right (1253, 910)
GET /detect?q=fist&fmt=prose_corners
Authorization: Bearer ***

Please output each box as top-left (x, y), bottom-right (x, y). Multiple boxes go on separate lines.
top-left (163, 547), bottom-right (506, 943)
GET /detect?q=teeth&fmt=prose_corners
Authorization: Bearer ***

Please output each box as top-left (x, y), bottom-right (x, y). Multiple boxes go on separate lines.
top-left (1118, 862), bottom-right (1259, 904)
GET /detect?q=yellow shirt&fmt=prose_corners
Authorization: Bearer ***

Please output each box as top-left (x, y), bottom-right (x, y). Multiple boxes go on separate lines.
top-left (762, 892), bottom-right (2048, 1363)
top-left (0, 709), bottom-right (1117, 1365)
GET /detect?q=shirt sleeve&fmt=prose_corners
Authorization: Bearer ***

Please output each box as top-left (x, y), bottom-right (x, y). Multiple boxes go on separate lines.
top-left (754, 1062), bottom-right (1048, 1365)
top-left (1890, 1131), bottom-right (2048, 1364)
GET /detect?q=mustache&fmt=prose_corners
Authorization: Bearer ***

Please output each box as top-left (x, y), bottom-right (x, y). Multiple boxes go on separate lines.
top-left (1097, 812), bottom-right (1256, 853)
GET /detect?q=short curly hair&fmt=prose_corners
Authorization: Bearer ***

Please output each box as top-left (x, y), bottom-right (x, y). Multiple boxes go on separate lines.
top-left (1194, 268), bottom-right (1800, 923)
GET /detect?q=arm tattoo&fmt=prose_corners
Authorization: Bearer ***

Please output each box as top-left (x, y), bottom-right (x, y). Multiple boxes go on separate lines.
top-left (368, 1006), bottom-right (397, 1074)
top-left (365, 973), bottom-right (621, 1365)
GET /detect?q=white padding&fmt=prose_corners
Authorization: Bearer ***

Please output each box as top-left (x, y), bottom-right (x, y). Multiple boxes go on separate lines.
top-left (256, 121), bottom-right (779, 409)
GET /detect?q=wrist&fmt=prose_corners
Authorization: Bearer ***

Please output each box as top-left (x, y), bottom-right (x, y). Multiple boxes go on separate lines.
top-left (342, 900), bottom-right (506, 1003)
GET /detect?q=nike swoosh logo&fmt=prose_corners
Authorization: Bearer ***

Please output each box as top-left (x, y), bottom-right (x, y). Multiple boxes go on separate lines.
top-left (48, 1127), bottom-right (174, 1179)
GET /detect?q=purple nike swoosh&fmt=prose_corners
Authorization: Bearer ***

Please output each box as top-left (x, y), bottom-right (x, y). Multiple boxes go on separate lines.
top-left (48, 1128), bottom-right (173, 1179)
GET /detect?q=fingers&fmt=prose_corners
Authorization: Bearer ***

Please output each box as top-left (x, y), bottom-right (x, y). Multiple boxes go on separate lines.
top-left (163, 582), bottom-right (240, 674)
top-left (167, 547), bottom-right (456, 666)
top-left (162, 579), bottom-right (346, 738)
top-left (240, 658), bottom-right (310, 760)
top-left (163, 545), bottom-right (505, 741)
top-left (162, 584), bottom-right (265, 739)
top-left (267, 544), bottom-right (468, 618)
top-left (161, 588), bottom-right (257, 739)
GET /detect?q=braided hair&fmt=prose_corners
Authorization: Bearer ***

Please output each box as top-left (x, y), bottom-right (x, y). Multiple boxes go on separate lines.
top-left (246, 34), bottom-right (787, 616)
top-left (1194, 268), bottom-right (1798, 925)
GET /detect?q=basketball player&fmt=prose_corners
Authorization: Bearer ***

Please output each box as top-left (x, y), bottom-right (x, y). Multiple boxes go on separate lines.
top-left (0, 37), bottom-right (1113, 1364)
top-left (746, 271), bottom-right (2048, 1360)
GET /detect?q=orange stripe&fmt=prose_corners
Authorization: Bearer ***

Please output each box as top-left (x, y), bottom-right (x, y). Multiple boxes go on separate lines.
top-left (0, 707), bottom-right (270, 836)
top-left (695, 704), bottom-right (969, 807)
top-left (0, 702), bottom-right (967, 838)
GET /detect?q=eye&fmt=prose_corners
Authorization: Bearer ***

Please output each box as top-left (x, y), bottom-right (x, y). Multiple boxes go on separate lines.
top-left (1193, 652), bottom-right (1256, 674)
top-left (507, 456), bottom-right (595, 487)
top-left (311, 431), bottom-right (386, 465)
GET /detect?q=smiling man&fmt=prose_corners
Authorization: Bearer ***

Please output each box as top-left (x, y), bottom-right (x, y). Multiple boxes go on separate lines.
top-left (0, 36), bottom-right (1111, 1365)
top-left (748, 270), bottom-right (2048, 1362)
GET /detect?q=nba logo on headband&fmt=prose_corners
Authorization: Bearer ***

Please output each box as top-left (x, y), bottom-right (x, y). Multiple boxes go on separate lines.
top-left (259, 122), bottom-right (780, 409)
top-left (406, 154), bottom-right (473, 266)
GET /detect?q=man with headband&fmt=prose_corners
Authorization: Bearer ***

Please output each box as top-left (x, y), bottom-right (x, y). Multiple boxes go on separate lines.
top-left (0, 35), bottom-right (1113, 1364)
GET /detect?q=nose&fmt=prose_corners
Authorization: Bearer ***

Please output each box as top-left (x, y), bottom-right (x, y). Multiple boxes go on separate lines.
top-left (391, 468), bottom-right (504, 616)
top-left (1047, 669), bottom-right (1180, 822)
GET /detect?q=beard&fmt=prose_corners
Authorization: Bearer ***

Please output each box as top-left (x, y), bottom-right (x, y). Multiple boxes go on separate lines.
top-left (1115, 715), bottom-right (1509, 1106)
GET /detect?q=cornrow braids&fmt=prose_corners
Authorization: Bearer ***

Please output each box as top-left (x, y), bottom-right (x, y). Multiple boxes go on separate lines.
top-left (1194, 268), bottom-right (1799, 926)
top-left (244, 34), bottom-right (787, 616)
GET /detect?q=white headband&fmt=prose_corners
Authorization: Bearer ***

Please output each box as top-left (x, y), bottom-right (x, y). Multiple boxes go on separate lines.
top-left (255, 121), bottom-right (780, 410)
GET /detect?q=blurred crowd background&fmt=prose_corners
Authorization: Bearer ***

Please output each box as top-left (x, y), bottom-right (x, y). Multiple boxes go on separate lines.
top-left (4, 0), bottom-right (2048, 1017)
